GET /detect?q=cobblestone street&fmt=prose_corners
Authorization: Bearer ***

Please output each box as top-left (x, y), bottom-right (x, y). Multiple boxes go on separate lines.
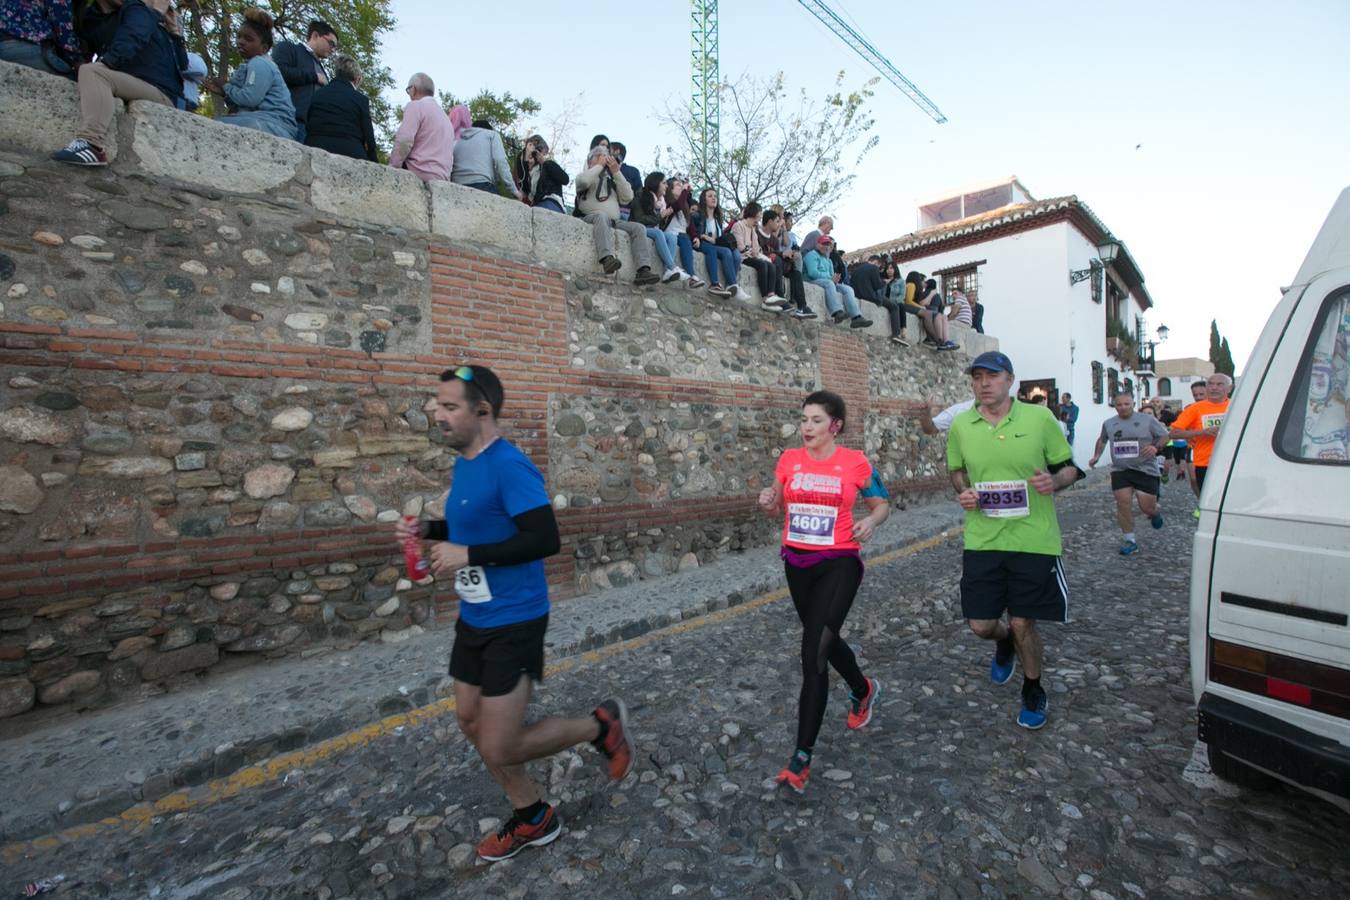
top-left (3, 480), bottom-right (1347, 898)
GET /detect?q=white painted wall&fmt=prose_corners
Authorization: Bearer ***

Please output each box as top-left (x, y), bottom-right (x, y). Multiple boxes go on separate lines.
top-left (904, 220), bottom-right (1148, 461)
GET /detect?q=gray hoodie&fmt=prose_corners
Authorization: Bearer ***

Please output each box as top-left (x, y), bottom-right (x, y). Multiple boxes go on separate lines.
top-left (450, 126), bottom-right (515, 190)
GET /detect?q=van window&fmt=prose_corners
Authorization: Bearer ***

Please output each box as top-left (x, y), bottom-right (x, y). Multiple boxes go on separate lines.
top-left (1274, 286), bottom-right (1350, 464)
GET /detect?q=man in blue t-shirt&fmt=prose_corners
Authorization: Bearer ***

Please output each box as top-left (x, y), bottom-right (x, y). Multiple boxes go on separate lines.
top-left (394, 365), bottom-right (634, 863)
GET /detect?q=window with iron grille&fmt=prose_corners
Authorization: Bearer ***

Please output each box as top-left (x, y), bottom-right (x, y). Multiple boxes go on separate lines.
top-left (936, 261), bottom-right (984, 304)
top-left (1092, 361), bottom-right (1104, 404)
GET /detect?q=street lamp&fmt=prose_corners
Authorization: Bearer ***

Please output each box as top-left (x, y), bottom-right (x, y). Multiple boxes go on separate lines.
top-left (1070, 237), bottom-right (1123, 285)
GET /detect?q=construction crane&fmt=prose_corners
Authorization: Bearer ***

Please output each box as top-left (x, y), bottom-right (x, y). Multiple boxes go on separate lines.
top-left (690, 0), bottom-right (947, 182)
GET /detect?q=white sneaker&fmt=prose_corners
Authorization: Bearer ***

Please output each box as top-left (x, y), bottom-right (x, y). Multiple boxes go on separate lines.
top-left (661, 267), bottom-right (682, 284)
top-left (734, 287), bottom-right (753, 301)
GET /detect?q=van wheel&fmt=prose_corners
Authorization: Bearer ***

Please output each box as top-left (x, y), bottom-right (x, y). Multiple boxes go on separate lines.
top-left (1207, 744), bottom-right (1277, 789)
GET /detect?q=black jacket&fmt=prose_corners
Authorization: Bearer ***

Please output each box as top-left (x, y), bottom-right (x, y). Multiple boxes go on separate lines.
top-left (98, 0), bottom-right (186, 105)
top-left (272, 40), bottom-right (326, 123)
top-left (515, 157), bottom-right (570, 206)
top-left (303, 79), bottom-right (379, 162)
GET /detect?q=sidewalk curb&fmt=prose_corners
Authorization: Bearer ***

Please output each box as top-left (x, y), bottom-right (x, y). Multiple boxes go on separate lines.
top-left (1, 505), bottom-right (964, 845)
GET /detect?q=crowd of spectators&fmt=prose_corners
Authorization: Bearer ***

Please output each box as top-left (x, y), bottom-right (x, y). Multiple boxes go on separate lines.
top-left (5, 0), bottom-right (983, 341)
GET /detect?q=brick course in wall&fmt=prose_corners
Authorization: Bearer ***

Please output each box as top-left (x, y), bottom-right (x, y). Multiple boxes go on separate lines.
top-left (0, 144), bottom-right (979, 717)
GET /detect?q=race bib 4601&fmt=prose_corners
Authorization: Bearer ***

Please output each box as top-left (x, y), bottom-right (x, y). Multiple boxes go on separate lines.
top-left (787, 503), bottom-right (838, 545)
top-left (975, 480), bottom-right (1030, 518)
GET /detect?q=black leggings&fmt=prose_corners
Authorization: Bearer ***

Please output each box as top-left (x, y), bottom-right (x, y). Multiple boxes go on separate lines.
top-left (743, 257), bottom-right (776, 296)
top-left (784, 556), bottom-right (868, 752)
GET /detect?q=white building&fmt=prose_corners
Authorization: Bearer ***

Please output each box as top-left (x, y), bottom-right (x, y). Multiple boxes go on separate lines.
top-left (1154, 357), bottom-right (1215, 409)
top-left (853, 178), bottom-right (1156, 462)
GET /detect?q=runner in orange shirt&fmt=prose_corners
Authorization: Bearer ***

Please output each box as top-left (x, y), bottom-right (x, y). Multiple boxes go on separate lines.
top-left (758, 390), bottom-right (891, 793)
top-left (1169, 373), bottom-right (1234, 517)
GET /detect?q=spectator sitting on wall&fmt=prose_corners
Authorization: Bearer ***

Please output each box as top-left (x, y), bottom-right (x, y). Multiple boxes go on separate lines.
top-left (202, 9), bottom-right (297, 139)
top-left (730, 201), bottom-right (788, 312)
top-left (881, 260), bottom-right (913, 346)
top-left (388, 72), bottom-right (454, 181)
top-left (850, 257), bottom-right (908, 346)
top-left (769, 207), bottom-right (816, 319)
top-left (688, 187), bottom-right (741, 299)
top-left (271, 19), bottom-right (335, 142)
top-left (0, 0), bottom-right (81, 77)
top-left (661, 177), bottom-right (707, 291)
top-left (632, 171), bottom-right (685, 284)
top-left (513, 134), bottom-right (569, 213)
top-left (947, 286), bottom-right (974, 328)
top-left (803, 235), bottom-right (871, 329)
top-left (800, 215), bottom-right (833, 255)
top-left (451, 116), bottom-right (521, 199)
top-left (609, 141), bottom-right (642, 221)
top-left (50, 0), bottom-right (187, 166)
top-left (971, 297), bottom-right (985, 334)
top-left (303, 54), bottom-right (377, 161)
top-left (575, 144), bottom-right (660, 285)
top-left (902, 276), bottom-right (957, 351)
top-left (762, 207), bottom-right (813, 319)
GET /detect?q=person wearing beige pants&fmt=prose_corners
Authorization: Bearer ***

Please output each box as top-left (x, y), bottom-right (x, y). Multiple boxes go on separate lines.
top-left (75, 62), bottom-right (171, 151)
top-left (50, 0), bottom-right (184, 167)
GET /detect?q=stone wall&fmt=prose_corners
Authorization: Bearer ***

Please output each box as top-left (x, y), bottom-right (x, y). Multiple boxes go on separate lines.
top-left (0, 61), bottom-right (995, 718)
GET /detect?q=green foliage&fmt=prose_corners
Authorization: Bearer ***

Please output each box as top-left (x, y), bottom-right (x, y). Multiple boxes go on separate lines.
top-left (178, 1), bottom-right (397, 138)
top-left (1209, 320), bottom-right (1236, 375)
top-left (660, 71), bottom-right (881, 219)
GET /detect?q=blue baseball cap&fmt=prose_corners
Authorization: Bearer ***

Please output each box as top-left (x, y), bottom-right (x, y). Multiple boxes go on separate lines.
top-left (966, 351), bottom-right (1014, 375)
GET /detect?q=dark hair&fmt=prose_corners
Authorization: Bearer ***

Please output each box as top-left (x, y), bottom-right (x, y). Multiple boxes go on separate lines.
top-left (589, 134), bottom-right (609, 149)
top-left (472, 119), bottom-right (492, 130)
top-left (741, 201), bottom-right (762, 219)
top-left (882, 260), bottom-right (897, 279)
top-left (783, 211), bottom-right (795, 220)
top-left (439, 365), bottom-right (504, 418)
top-left (802, 390), bottom-right (847, 433)
top-left (307, 19), bottom-right (335, 38)
top-left (761, 209), bottom-right (779, 227)
top-left (610, 141), bottom-right (627, 160)
top-left (642, 171), bottom-right (665, 194)
top-left (696, 188), bottom-right (723, 226)
top-left (924, 277), bottom-right (937, 291)
top-left (240, 8), bottom-right (275, 48)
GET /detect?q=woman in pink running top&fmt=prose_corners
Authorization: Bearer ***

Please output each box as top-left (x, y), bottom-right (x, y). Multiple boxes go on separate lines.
top-left (758, 390), bottom-right (891, 793)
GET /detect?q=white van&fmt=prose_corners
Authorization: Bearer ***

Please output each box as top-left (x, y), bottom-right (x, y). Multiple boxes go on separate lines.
top-left (1189, 187), bottom-right (1350, 811)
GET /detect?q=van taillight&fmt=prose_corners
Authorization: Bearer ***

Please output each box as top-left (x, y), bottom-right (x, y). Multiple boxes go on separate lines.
top-left (1209, 639), bottom-right (1350, 719)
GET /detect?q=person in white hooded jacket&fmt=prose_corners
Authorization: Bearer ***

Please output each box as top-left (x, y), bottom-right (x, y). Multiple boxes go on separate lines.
top-left (574, 146), bottom-right (659, 285)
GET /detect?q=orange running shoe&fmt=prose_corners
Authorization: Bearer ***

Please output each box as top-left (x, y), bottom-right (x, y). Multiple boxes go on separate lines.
top-left (775, 751), bottom-right (812, 794)
top-left (476, 805), bottom-right (562, 862)
top-left (593, 698), bottom-right (635, 780)
top-left (847, 677), bottom-right (880, 730)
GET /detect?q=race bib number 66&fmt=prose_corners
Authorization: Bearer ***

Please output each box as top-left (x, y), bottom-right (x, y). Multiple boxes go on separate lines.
top-left (455, 566), bottom-right (492, 603)
top-left (974, 480), bottom-right (1030, 518)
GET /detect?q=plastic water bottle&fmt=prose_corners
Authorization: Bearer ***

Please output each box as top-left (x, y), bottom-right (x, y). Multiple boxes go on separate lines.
top-left (401, 516), bottom-right (430, 580)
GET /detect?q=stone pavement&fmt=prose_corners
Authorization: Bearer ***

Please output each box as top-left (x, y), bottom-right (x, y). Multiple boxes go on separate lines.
top-left (4, 476), bottom-right (1349, 898)
top-left (0, 503), bottom-right (965, 844)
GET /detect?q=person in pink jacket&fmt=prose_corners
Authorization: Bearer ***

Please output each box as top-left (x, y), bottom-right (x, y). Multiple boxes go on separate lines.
top-left (388, 72), bottom-right (455, 182)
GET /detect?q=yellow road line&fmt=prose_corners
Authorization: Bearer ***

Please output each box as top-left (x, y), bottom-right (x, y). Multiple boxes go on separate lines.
top-left (1, 526), bottom-right (959, 864)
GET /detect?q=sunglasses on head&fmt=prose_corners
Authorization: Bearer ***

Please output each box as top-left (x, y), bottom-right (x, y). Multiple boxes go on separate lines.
top-left (449, 365), bottom-right (475, 383)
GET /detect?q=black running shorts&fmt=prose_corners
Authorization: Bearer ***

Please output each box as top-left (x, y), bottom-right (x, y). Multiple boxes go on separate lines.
top-left (960, 550), bottom-right (1068, 623)
top-left (1164, 444), bottom-right (1190, 463)
top-left (449, 614), bottom-right (548, 697)
top-left (1111, 469), bottom-right (1161, 496)
top-left (1194, 466), bottom-right (1208, 491)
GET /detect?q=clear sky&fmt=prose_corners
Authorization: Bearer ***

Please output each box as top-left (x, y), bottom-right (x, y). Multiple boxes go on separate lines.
top-left (380, 0), bottom-right (1350, 370)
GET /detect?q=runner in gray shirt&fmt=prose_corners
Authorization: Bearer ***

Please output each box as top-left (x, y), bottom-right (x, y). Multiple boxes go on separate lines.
top-left (1089, 391), bottom-right (1169, 556)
